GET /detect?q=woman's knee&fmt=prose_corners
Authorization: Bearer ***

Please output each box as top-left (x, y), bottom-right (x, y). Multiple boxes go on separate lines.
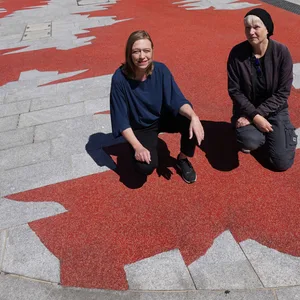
top-left (134, 161), bottom-right (157, 175)
top-left (236, 125), bottom-right (265, 151)
top-left (269, 154), bottom-right (295, 171)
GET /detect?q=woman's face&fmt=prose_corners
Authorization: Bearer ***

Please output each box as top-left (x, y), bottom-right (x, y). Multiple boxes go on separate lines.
top-left (131, 39), bottom-right (153, 72)
top-left (244, 16), bottom-right (268, 46)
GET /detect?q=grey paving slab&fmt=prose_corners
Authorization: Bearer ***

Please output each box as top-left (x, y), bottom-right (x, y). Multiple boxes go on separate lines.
top-left (0, 115), bottom-right (19, 132)
top-left (240, 239), bottom-right (300, 287)
top-left (56, 74), bottom-right (112, 95)
top-left (0, 0), bottom-right (126, 54)
top-left (19, 70), bottom-right (58, 81)
top-left (93, 114), bottom-right (113, 133)
top-left (84, 96), bottom-right (110, 114)
top-left (4, 85), bottom-right (57, 103)
top-left (293, 70), bottom-right (300, 89)
top-left (0, 230), bottom-right (7, 270)
top-left (26, 22), bottom-right (52, 32)
top-left (0, 100), bottom-right (31, 117)
top-left (69, 86), bottom-right (110, 104)
top-left (71, 151), bottom-right (111, 178)
top-left (0, 127), bottom-right (34, 151)
top-left (0, 157), bottom-right (73, 197)
top-left (173, 0), bottom-right (257, 10)
top-left (296, 128), bottom-right (300, 149)
top-left (188, 231), bottom-right (262, 289)
top-left (34, 115), bottom-right (95, 142)
top-left (0, 273), bottom-right (54, 300)
top-left (46, 289), bottom-right (278, 300)
top-left (51, 132), bottom-right (91, 157)
top-left (0, 141), bottom-right (51, 170)
top-left (124, 249), bottom-right (195, 290)
top-left (0, 198), bottom-right (67, 230)
top-left (45, 286), bottom-right (131, 300)
top-left (18, 102), bottom-right (85, 128)
top-left (22, 30), bottom-right (51, 41)
top-left (276, 286), bottom-right (300, 300)
top-left (2, 224), bottom-right (60, 282)
top-left (30, 95), bottom-right (70, 111)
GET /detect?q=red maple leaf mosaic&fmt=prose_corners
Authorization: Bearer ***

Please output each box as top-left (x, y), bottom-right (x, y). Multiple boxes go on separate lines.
top-left (3, 0), bottom-right (300, 290)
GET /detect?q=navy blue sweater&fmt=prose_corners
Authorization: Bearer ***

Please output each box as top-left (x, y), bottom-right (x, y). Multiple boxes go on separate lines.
top-left (110, 61), bottom-right (191, 138)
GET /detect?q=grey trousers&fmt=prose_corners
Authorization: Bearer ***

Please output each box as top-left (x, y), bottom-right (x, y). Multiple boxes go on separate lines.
top-left (235, 109), bottom-right (298, 171)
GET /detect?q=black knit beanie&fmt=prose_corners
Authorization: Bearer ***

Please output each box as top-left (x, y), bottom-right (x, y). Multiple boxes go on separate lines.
top-left (245, 8), bottom-right (274, 38)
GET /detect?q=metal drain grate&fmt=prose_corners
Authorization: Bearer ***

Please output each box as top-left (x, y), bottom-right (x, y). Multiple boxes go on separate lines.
top-left (22, 22), bottom-right (52, 41)
top-left (77, 0), bottom-right (111, 6)
top-left (260, 0), bottom-right (300, 15)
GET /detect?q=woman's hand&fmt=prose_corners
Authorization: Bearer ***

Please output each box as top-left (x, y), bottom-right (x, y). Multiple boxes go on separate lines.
top-left (253, 114), bottom-right (273, 133)
top-left (189, 116), bottom-right (205, 146)
top-left (236, 117), bottom-right (251, 128)
top-left (134, 145), bottom-right (151, 164)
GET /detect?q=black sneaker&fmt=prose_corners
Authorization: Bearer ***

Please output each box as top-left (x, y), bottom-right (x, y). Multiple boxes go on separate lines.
top-left (176, 156), bottom-right (197, 184)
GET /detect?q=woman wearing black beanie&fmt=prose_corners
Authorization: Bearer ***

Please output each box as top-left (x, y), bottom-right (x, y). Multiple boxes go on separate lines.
top-left (227, 8), bottom-right (297, 171)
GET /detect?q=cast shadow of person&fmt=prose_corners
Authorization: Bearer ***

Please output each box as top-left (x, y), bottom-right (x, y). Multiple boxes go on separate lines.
top-left (86, 133), bottom-right (177, 189)
top-left (199, 120), bottom-right (239, 171)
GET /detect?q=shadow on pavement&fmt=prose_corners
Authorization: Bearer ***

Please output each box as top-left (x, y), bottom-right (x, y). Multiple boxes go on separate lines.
top-left (86, 133), bottom-right (177, 189)
top-left (199, 120), bottom-right (239, 171)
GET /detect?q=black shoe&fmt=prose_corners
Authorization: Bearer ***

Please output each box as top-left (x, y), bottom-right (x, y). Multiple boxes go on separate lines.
top-left (176, 156), bottom-right (197, 184)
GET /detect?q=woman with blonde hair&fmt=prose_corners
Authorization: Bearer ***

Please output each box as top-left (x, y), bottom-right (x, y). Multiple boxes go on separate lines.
top-left (110, 30), bottom-right (204, 183)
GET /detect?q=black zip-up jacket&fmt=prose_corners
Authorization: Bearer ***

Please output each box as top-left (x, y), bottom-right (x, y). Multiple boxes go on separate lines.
top-left (227, 39), bottom-right (293, 121)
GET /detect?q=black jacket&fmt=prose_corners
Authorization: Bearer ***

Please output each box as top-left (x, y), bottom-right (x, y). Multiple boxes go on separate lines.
top-left (227, 39), bottom-right (293, 121)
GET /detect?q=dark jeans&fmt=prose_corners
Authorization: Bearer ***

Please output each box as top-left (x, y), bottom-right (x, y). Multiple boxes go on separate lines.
top-left (235, 109), bottom-right (298, 171)
top-left (132, 113), bottom-right (196, 175)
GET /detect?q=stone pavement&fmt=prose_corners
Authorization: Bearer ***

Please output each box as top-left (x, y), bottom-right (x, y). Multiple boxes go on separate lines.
top-left (1, 0), bottom-right (300, 299)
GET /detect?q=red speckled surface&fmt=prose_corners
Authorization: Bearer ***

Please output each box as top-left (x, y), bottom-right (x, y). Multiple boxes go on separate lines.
top-left (2, 0), bottom-right (300, 291)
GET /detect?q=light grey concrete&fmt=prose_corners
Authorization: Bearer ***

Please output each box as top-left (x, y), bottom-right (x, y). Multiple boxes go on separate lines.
top-left (188, 230), bottom-right (262, 289)
top-left (0, 230), bottom-right (7, 270)
top-left (293, 63), bottom-right (300, 89)
top-left (0, 100), bottom-right (31, 117)
top-left (296, 128), bottom-right (300, 149)
top-left (0, 198), bottom-right (67, 230)
top-left (0, 273), bottom-right (54, 300)
top-left (84, 96), bottom-right (110, 114)
top-left (173, 0), bottom-right (258, 10)
top-left (45, 288), bottom-right (278, 300)
top-left (30, 95), bottom-right (70, 111)
top-left (18, 102), bottom-right (85, 127)
top-left (0, 157), bottom-right (73, 197)
top-left (69, 86), bottom-right (110, 103)
top-left (0, 141), bottom-right (51, 171)
top-left (124, 249), bottom-right (195, 290)
top-left (0, 127), bottom-right (34, 151)
top-left (2, 224), bottom-right (60, 282)
top-left (22, 30), bottom-right (51, 41)
top-left (276, 286), bottom-right (300, 300)
top-left (93, 114), bottom-right (113, 133)
top-left (25, 23), bottom-right (52, 32)
top-left (71, 152), bottom-right (111, 178)
top-left (0, 115), bottom-right (19, 132)
top-left (56, 74), bottom-right (112, 94)
top-left (50, 132), bottom-right (91, 157)
top-left (0, 0), bottom-right (128, 54)
top-left (240, 239), bottom-right (300, 287)
top-left (4, 85), bottom-right (57, 103)
top-left (34, 115), bottom-right (95, 142)
top-left (46, 286), bottom-right (130, 300)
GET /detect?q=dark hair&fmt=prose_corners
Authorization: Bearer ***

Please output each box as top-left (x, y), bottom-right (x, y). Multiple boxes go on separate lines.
top-left (122, 30), bottom-right (154, 79)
